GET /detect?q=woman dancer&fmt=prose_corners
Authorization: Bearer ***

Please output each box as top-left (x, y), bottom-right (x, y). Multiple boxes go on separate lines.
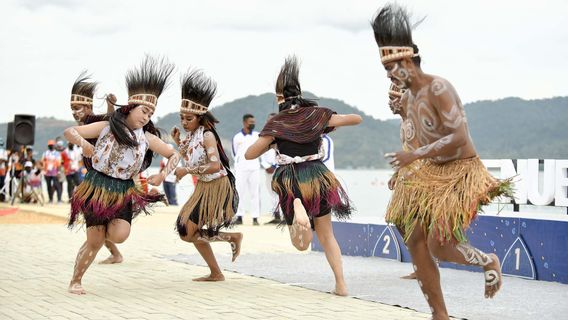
top-left (69, 72), bottom-right (123, 264)
top-left (245, 56), bottom-right (362, 296)
top-left (64, 56), bottom-right (180, 294)
top-left (172, 69), bottom-right (242, 282)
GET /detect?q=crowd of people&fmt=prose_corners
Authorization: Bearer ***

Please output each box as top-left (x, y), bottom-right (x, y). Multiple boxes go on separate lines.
top-left (0, 138), bottom-right (86, 205)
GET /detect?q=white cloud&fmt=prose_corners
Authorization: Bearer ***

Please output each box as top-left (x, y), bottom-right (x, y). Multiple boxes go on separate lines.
top-left (0, 0), bottom-right (567, 124)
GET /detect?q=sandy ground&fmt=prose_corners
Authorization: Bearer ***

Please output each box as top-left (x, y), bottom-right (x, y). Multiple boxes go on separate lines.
top-left (0, 208), bottom-right (67, 224)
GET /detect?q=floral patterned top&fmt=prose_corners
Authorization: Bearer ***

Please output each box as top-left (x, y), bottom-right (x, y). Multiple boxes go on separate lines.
top-left (179, 126), bottom-right (226, 182)
top-left (92, 125), bottom-right (148, 180)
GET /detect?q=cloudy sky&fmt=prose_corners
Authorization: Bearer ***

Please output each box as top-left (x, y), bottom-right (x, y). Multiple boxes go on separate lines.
top-left (1, 0), bottom-right (566, 123)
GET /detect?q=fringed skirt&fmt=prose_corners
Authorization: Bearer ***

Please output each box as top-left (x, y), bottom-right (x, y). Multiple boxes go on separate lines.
top-left (386, 156), bottom-right (513, 244)
top-left (272, 160), bottom-right (353, 229)
top-left (176, 175), bottom-right (237, 237)
top-left (68, 169), bottom-right (165, 228)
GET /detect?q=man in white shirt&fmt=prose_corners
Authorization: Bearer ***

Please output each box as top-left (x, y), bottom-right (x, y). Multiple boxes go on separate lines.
top-left (260, 113), bottom-right (281, 224)
top-left (232, 114), bottom-right (261, 225)
top-left (321, 133), bottom-right (335, 172)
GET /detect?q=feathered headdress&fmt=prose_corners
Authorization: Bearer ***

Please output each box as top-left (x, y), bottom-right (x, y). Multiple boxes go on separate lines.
top-left (70, 70), bottom-right (97, 106)
top-left (275, 55), bottom-right (302, 100)
top-left (371, 4), bottom-right (418, 64)
top-left (180, 69), bottom-right (217, 115)
top-left (126, 55), bottom-right (174, 110)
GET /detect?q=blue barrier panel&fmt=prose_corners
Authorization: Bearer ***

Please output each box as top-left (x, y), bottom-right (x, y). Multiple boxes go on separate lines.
top-left (369, 224), bottom-right (402, 261)
top-left (312, 222), bottom-right (370, 257)
top-left (501, 235), bottom-right (536, 280)
top-left (313, 217), bottom-right (568, 284)
top-left (519, 219), bottom-right (568, 283)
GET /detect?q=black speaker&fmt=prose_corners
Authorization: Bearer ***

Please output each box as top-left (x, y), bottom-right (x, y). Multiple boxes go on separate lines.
top-left (6, 122), bottom-right (14, 151)
top-left (13, 114), bottom-right (35, 146)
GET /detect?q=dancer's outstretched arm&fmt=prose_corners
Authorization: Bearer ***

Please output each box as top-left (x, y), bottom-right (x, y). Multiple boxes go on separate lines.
top-left (145, 133), bottom-right (181, 186)
top-left (245, 136), bottom-right (274, 160)
top-left (328, 114), bottom-right (363, 127)
top-left (64, 121), bottom-right (109, 157)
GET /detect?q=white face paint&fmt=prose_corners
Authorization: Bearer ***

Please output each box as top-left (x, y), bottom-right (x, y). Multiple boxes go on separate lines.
top-left (71, 105), bottom-right (87, 123)
top-left (390, 63), bottom-right (410, 88)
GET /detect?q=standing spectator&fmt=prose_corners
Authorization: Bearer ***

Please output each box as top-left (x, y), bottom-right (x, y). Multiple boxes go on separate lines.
top-left (232, 114), bottom-right (261, 225)
top-left (160, 153), bottom-right (178, 205)
top-left (62, 143), bottom-right (81, 202)
top-left (260, 113), bottom-right (281, 224)
top-left (0, 139), bottom-right (7, 202)
top-left (8, 147), bottom-right (23, 198)
top-left (42, 140), bottom-right (63, 203)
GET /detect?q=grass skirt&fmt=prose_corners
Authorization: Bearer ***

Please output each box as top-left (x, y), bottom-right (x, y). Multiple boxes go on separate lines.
top-left (68, 170), bottom-right (164, 228)
top-left (386, 156), bottom-right (513, 244)
top-left (176, 175), bottom-right (237, 237)
top-left (272, 160), bottom-right (353, 228)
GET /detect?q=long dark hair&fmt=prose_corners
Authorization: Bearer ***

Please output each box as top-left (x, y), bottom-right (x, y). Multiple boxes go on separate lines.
top-left (109, 55), bottom-right (174, 172)
top-left (275, 55), bottom-right (318, 111)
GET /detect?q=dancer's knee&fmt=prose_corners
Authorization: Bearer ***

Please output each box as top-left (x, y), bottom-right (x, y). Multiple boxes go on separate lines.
top-left (107, 229), bottom-right (130, 244)
top-left (315, 230), bottom-right (335, 247)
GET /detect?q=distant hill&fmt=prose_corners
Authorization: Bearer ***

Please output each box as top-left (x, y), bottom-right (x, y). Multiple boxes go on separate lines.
top-left (2, 94), bottom-right (566, 168)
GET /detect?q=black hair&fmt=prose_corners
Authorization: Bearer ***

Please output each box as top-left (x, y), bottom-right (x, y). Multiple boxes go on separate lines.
top-left (243, 114), bottom-right (254, 121)
top-left (109, 55), bottom-right (174, 172)
top-left (71, 70), bottom-right (97, 98)
top-left (275, 55), bottom-right (318, 111)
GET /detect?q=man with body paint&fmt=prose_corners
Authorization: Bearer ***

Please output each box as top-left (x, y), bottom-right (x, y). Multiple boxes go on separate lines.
top-left (372, 4), bottom-right (513, 320)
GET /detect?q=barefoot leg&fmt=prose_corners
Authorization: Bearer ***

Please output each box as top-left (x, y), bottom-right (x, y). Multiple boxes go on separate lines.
top-left (180, 221), bottom-right (225, 281)
top-left (99, 240), bottom-right (123, 264)
top-left (313, 214), bottom-right (348, 297)
top-left (68, 226), bottom-right (106, 295)
top-left (428, 235), bottom-right (503, 299)
top-left (407, 227), bottom-right (449, 320)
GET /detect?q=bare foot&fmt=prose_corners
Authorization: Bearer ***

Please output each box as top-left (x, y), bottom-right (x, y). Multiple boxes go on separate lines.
top-left (401, 272), bottom-right (417, 280)
top-left (331, 284), bottom-right (348, 297)
top-left (192, 273), bottom-right (225, 282)
top-left (99, 254), bottom-right (123, 264)
top-left (68, 282), bottom-right (86, 295)
top-left (292, 198), bottom-right (310, 231)
top-left (230, 233), bottom-right (243, 262)
top-left (483, 253), bottom-right (502, 298)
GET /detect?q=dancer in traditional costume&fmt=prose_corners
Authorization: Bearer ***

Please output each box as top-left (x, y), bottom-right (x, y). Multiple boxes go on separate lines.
top-left (245, 56), bottom-right (361, 296)
top-left (171, 69), bottom-right (242, 282)
top-left (69, 72), bottom-right (124, 264)
top-left (64, 56), bottom-right (180, 294)
top-left (386, 83), bottom-right (418, 280)
top-left (372, 4), bottom-right (513, 319)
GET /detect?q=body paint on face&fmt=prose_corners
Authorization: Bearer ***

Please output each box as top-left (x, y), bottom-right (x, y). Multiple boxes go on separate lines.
top-left (389, 63), bottom-right (410, 89)
top-left (71, 106), bottom-right (86, 123)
